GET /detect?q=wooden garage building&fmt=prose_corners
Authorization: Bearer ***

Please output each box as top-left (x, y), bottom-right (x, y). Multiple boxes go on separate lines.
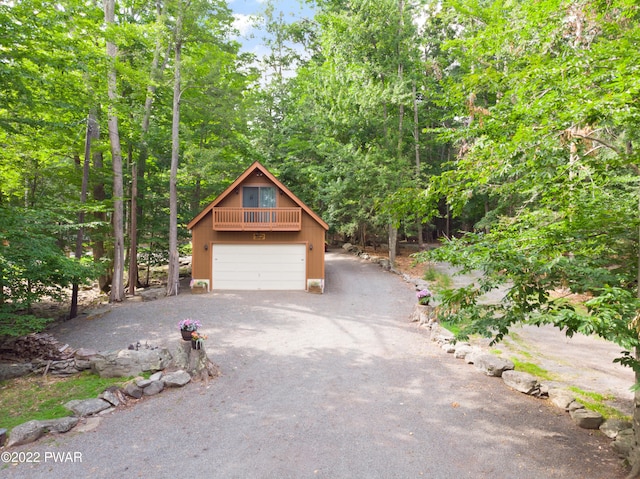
top-left (187, 162), bottom-right (329, 292)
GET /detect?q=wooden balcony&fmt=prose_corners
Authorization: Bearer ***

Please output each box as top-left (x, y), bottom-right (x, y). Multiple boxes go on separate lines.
top-left (213, 207), bottom-right (302, 231)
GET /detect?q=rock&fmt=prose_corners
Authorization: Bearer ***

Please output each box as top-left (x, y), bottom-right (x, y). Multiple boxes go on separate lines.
top-left (432, 326), bottom-right (455, 344)
top-left (473, 354), bottom-right (514, 377)
top-left (123, 382), bottom-right (144, 399)
top-left (502, 370), bottom-right (539, 395)
top-left (74, 358), bottom-right (93, 370)
top-left (0, 362), bottom-right (33, 380)
top-left (600, 419), bottom-right (633, 439)
top-left (143, 380), bottom-right (164, 396)
top-left (548, 388), bottom-right (575, 410)
top-left (90, 348), bottom-right (172, 378)
top-left (64, 398), bottom-right (111, 417)
top-left (163, 370), bottom-right (192, 387)
top-left (149, 371), bottom-right (163, 382)
top-left (441, 343), bottom-right (456, 353)
top-left (74, 417), bottom-right (102, 433)
top-left (75, 348), bottom-right (98, 360)
top-left (0, 428), bottom-right (6, 447)
top-left (99, 386), bottom-right (123, 407)
top-left (136, 378), bottom-right (153, 388)
top-left (570, 408), bottom-right (604, 429)
top-left (139, 288), bottom-right (165, 301)
top-left (454, 344), bottom-right (473, 359)
top-left (613, 429), bottom-right (635, 457)
top-left (464, 348), bottom-right (484, 364)
top-left (379, 259), bottom-right (391, 270)
top-left (342, 242), bottom-right (354, 251)
top-left (7, 420), bottom-right (45, 447)
top-left (567, 400), bottom-right (584, 412)
top-left (40, 417), bottom-right (79, 433)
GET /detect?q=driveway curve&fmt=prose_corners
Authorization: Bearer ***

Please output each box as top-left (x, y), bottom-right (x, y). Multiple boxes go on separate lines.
top-left (3, 251), bottom-right (626, 478)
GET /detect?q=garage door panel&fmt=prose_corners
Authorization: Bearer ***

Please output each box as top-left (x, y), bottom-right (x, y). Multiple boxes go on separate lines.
top-left (212, 244), bottom-right (306, 290)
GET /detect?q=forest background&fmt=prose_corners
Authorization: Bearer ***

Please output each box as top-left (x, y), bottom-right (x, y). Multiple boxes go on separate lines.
top-left (1, 0), bottom-right (640, 472)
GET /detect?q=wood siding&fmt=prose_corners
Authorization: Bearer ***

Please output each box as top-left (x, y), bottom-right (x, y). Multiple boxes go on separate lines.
top-left (190, 171), bottom-right (326, 289)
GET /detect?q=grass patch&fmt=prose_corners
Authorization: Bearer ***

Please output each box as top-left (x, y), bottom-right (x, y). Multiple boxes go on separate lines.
top-left (439, 319), bottom-right (464, 336)
top-left (568, 386), bottom-right (630, 421)
top-left (422, 266), bottom-right (453, 290)
top-left (511, 358), bottom-right (555, 381)
top-left (0, 372), bottom-right (130, 432)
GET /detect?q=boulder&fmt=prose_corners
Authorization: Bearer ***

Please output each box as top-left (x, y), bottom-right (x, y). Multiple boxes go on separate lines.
top-left (65, 398), bottom-right (111, 417)
top-left (613, 429), bottom-right (635, 457)
top-left (75, 348), bottom-right (99, 360)
top-left (567, 400), bottom-right (584, 412)
top-left (502, 370), bottom-right (539, 395)
top-left (7, 421), bottom-right (45, 447)
top-left (548, 388), bottom-right (575, 410)
top-left (40, 417), bottom-right (79, 433)
top-left (142, 380), bottom-right (164, 396)
top-left (464, 348), bottom-right (484, 364)
top-left (570, 408), bottom-right (604, 429)
top-left (123, 382), bottom-right (144, 399)
top-left (600, 419), bottom-right (633, 439)
top-left (454, 344), bottom-right (473, 359)
top-left (0, 362), bottom-right (33, 380)
top-left (163, 370), bottom-right (192, 387)
top-left (473, 354), bottom-right (514, 377)
top-left (442, 343), bottom-right (456, 353)
top-left (0, 428), bottom-right (6, 447)
top-left (90, 348), bottom-right (172, 378)
top-left (99, 386), bottom-right (123, 407)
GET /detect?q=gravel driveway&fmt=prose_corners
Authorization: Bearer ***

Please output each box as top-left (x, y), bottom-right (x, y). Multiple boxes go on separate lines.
top-left (3, 251), bottom-right (626, 478)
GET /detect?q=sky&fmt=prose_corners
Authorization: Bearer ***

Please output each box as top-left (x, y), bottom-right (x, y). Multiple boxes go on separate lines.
top-left (228, 0), bottom-right (315, 56)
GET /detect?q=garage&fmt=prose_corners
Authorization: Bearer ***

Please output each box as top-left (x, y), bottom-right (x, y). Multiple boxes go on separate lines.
top-left (212, 244), bottom-right (306, 290)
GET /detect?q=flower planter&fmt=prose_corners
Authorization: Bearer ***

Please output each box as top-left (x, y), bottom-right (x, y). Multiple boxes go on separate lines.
top-left (191, 286), bottom-right (207, 294)
top-left (191, 339), bottom-right (202, 350)
top-left (181, 329), bottom-right (193, 341)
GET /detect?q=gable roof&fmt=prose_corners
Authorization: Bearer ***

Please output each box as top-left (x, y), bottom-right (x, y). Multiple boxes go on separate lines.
top-left (187, 161), bottom-right (329, 231)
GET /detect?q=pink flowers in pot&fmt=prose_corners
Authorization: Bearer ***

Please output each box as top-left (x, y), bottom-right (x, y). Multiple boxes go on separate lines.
top-left (178, 318), bottom-right (202, 332)
top-left (416, 288), bottom-right (432, 306)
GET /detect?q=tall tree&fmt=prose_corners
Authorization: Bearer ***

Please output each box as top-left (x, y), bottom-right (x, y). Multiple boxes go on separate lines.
top-left (166, 0), bottom-right (184, 297)
top-left (103, 0), bottom-right (125, 302)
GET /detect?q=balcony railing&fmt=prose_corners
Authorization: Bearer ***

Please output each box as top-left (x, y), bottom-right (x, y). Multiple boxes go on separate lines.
top-left (213, 207), bottom-right (302, 231)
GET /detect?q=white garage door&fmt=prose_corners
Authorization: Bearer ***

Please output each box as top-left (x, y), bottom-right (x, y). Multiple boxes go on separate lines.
top-left (212, 244), bottom-right (306, 290)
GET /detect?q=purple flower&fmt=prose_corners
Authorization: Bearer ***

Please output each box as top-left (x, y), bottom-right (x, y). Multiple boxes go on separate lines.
top-left (416, 289), bottom-right (432, 299)
top-left (178, 318), bottom-right (202, 331)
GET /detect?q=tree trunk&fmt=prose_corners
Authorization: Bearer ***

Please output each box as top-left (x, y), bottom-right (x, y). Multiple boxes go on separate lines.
top-left (413, 81), bottom-right (423, 248)
top-left (104, 0), bottom-right (125, 302)
top-left (172, 340), bottom-right (221, 382)
top-left (70, 112), bottom-right (97, 319)
top-left (128, 157), bottom-right (138, 296)
top-left (628, 145), bottom-right (640, 479)
top-left (388, 224), bottom-right (398, 267)
top-left (166, 1), bottom-right (183, 297)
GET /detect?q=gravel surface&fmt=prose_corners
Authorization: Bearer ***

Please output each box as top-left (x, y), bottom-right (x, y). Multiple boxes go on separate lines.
top-left (2, 250), bottom-right (627, 478)
top-left (429, 262), bottom-right (636, 415)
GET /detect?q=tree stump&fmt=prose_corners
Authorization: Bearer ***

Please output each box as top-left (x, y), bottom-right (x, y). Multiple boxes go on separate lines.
top-left (409, 304), bottom-right (437, 326)
top-left (171, 340), bottom-right (220, 382)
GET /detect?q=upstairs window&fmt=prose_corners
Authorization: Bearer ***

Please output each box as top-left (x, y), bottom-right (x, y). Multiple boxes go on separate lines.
top-left (243, 186), bottom-right (276, 208)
